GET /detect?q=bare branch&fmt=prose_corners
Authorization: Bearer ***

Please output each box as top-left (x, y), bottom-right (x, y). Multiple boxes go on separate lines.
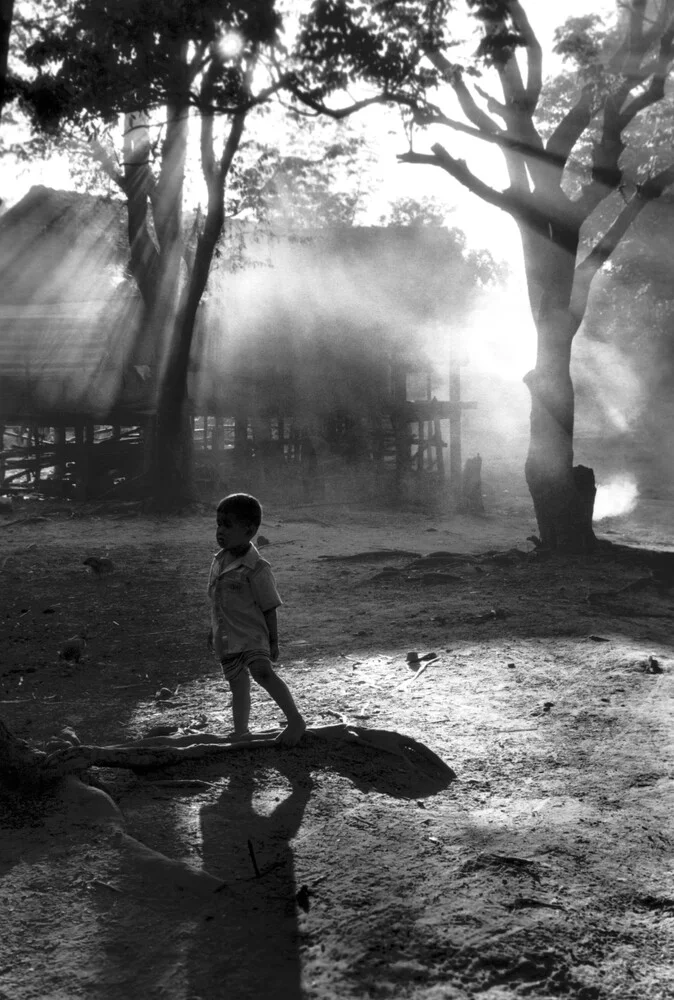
top-left (425, 48), bottom-right (502, 134)
top-left (411, 109), bottom-right (562, 174)
top-left (397, 141), bottom-right (540, 226)
top-left (619, 17), bottom-right (674, 125)
top-left (510, 0), bottom-right (542, 109)
top-left (475, 84), bottom-right (507, 118)
top-left (573, 161), bottom-right (674, 317)
top-left (546, 86), bottom-right (595, 166)
top-left (611, 0), bottom-right (674, 72)
top-left (89, 138), bottom-right (124, 189)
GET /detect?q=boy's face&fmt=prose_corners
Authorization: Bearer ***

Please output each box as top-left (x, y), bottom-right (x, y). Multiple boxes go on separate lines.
top-left (216, 509), bottom-right (254, 553)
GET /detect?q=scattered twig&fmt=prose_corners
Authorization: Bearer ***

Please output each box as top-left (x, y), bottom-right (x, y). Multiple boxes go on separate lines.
top-left (465, 608), bottom-right (508, 623)
top-left (318, 550), bottom-right (419, 562)
top-left (321, 708), bottom-right (350, 724)
top-left (247, 839), bottom-right (261, 878)
top-left (396, 657), bottom-right (438, 690)
top-left (90, 879), bottom-right (122, 893)
top-left (148, 779), bottom-right (216, 790)
top-left (508, 895), bottom-right (566, 911)
top-left (488, 727), bottom-right (539, 733)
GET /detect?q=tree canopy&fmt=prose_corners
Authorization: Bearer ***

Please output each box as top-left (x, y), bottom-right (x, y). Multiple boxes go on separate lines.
top-left (291, 0), bottom-right (674, 549)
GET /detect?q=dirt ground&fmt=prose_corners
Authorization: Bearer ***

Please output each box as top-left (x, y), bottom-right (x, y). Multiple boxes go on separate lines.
top-left (0, 488), bottom-right (673, 1000)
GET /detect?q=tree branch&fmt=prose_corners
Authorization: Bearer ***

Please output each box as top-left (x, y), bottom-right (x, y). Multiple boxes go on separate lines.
top-left (574, 9), bottom-right (674, 217)
top-left (285, 89), bottom-right (391, 121)
top-left (510, 0), bottom-right (542, 109)
top-left (424, 48), bottom-right (503, 134)
top-left (618, 18), bottom-right (674, 125)
top-left (398, 140), bottom-right (542, 227)
top-left (546, 84), bottom-right (595, 168)
top-left (90, 138), bottom-right (124, 189)
top-left (404, 107), bottom-right (568, 176)
top-left (572, 161), bottom-right (674, 318)
top-left (474, 84), bottom-right (507, 119)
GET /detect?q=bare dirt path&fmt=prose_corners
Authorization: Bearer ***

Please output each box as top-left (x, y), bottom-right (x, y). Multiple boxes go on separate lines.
top-left (0, 500), bottom-right (672, 1000)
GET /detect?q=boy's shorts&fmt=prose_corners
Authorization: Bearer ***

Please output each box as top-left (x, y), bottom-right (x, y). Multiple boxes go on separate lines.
top-left (220, 648), bottom-right (272, 682)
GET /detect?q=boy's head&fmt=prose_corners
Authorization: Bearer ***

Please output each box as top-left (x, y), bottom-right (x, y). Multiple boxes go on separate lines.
top-left (215, 493), bottom-right (262, 553)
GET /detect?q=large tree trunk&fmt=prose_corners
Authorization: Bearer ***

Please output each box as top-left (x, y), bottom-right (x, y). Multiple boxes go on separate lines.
top-left (149, 193), bottom-right (225, 506)
top-left (520, 226), bottom-right (596, 552)
top-left (148, 104), bottom-right (246, 507)
top-left (523, 305), bottom-right (596, 552)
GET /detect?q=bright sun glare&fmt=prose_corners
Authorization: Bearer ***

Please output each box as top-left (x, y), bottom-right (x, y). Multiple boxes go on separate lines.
top-left (217, 30), bottom-right (244, 61)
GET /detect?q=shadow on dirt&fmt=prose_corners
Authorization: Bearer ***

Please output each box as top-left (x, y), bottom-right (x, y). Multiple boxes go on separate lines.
top-left (185, 735), bottom-right (455, 998)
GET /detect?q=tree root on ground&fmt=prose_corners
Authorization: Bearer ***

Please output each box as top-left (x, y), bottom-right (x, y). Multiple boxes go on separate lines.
top-left (39, 724), bottom-right (456, 784)
top-left (2, 721), bottom-right (454, 896)
top-left (49, 774), bottom-right (228, 897)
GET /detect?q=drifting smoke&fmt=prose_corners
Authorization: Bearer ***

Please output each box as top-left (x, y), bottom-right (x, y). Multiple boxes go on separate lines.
top-left (593, 476), bottom-right (639, 521)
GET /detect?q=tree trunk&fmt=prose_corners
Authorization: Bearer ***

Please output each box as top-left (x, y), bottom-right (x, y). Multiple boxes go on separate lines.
top-left (149, 198), bottom-right (224, 506)
top-left (517, 217), bottom-right (596, 552)
top-left (523, 305), bottom-right (595, 552)
top-left (0, 0), bottom-right (14, 119)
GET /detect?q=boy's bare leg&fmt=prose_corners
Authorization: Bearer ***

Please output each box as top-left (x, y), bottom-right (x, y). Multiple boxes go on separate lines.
top-left (228, 671), bottom-right (252, 738)
top-left (249, 660), bottom-right (306, 746)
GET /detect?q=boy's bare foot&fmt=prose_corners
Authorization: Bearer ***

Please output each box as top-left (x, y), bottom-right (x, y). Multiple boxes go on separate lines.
top-left (228, 731), bottom-right (252, 743)
top-left (276, 718), bottom-right (307, 747)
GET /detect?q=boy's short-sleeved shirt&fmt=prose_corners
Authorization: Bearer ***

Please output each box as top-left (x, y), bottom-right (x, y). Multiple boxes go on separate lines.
top-left (207, 543), bottom-right (282, 657)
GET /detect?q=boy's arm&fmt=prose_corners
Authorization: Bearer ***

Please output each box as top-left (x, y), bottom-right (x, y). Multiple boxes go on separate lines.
top-left (263, 608), bottom-right (279, 662)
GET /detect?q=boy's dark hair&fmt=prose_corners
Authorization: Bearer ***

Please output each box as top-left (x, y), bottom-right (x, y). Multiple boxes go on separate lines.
top-left (217, 493), bottom-right (262, 531)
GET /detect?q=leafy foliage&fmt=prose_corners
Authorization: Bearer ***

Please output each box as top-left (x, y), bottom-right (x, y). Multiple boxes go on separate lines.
top-left (224, 113), bottom-right (377, 228)
top-left (15, 0), bottom-right (285, 132)
top-left (552, 15), bottom-right (604, 68)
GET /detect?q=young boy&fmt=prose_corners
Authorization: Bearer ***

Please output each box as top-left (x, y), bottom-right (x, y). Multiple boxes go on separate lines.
top-left (207, 493), bottom-right (306, 746)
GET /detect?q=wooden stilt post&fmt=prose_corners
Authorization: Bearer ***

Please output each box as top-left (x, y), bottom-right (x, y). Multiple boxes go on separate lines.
top-left (277, 416), bottom-right (285, 462)
top-left (391, 362), bottom-right (408, 488)
top-left (449, 340), bottom-right (462, 491)
top-left (55, 425), bottom-right (66, 493)
top-left (33, 424), bottom-right (41, 487)
top-left (74, 423), bottom-right (86, 500)
top-left (213, 415), bottom-right (224, 452)
top-left (434, 415), bottom-right (445, 481)
top-left (0, 422), bottom-right (5, 488)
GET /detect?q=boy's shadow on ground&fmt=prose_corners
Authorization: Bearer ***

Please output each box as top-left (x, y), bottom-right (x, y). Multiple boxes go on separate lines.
top-left (188, 734), bottom-right (454, 999)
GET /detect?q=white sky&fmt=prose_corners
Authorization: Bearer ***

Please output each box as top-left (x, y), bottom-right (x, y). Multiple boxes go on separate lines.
top-left (2, 1), bottom-right (616, 218)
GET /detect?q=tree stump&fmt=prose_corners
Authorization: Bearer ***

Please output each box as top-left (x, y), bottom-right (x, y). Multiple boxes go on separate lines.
top-left (459, 453), bottom-right (484, 514)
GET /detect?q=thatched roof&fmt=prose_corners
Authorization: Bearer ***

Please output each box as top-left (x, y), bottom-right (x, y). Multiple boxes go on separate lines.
top-left (0, 187), bottom-right (142, 420)
top-left (0, 185), bottom-right (127, 303)
top-left (0, 188), bottom-right (466, 422)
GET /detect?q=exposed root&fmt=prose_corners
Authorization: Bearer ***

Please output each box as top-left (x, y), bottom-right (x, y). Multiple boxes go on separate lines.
top-left (3, 720), bottom-right (455, 897)
top-left (40, 724), bottom-right (456, 785)
top-left (51, 775), bottom-right (229, 898)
